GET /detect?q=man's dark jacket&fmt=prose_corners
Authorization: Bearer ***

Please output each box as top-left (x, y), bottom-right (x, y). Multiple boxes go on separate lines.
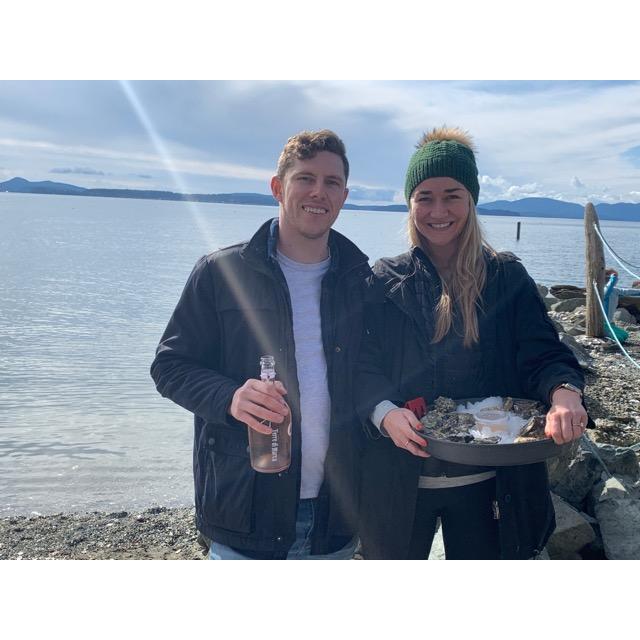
top-left (151, 219), bottom-right (372, 557)
top-left (355, 248), bottom-right (585, 559)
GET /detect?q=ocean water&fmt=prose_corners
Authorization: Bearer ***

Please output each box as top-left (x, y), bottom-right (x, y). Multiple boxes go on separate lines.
top-left (1, 192), bottom-right (639, 516)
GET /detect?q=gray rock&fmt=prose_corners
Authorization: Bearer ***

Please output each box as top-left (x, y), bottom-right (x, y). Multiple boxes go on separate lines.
top-left (546, 494), bottom-right (596, 559)
top-left (552, 299), bottom-right (587, 313)
top-left (558, 333), bottom-right (594, 369)
top-left (592, 476), bottom-right (640, 559)
top-left (427, 519), bottom-right (445, 560)
top-left (550, 285), bottom-right (586, 300)
top-left (566, 325), bottom-right (586, 336)
top-left (536, 548), bottom-right (551, 560)
top-left (544, 296), bottom-right (558, 311)
top-left (614, 308), bottom-right (637, 325)
top-left (536, 283), bottom-right (549, 299)
top-left (594, 443), bottom-right (640, 480)
top-left (547, 439), bottom-right (602, 508)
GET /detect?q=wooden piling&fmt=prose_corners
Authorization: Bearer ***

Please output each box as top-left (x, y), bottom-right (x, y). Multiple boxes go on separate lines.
top-left (585, 202), bottom-right (605, 337)
top-left (516, 221), bottom-right (521, 240)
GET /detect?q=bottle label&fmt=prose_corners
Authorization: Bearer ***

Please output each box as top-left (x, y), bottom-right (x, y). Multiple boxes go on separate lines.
top-left (271, 427), bottom-right (279, 462)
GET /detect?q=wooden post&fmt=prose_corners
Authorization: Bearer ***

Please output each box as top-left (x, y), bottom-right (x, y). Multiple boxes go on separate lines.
top-left (516, 221), bottom-right (521, 240)
top-left (585, 202), bottom-right (605, 337)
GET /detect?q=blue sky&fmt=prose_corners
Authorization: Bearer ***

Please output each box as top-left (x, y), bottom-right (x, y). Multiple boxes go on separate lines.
top-left (0, 81), bottom-right (640, 203)
top-left (2, 80), bottom-right (640, 206)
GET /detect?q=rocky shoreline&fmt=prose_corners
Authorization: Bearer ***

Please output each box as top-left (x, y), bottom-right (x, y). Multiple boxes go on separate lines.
top-left (0, 506), bottom-right (208, 560)
top-left (2, 287), bottom-right (639, 560)
top-left (538, 284), bottom-right (640, 560)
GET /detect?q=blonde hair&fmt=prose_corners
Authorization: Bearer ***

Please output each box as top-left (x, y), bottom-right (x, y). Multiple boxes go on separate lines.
top-left (407, 197), bottom-right (495, 347)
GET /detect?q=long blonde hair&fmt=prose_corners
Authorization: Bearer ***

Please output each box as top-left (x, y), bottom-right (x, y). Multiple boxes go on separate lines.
top-left (407, 199), bottom-right (495, 347)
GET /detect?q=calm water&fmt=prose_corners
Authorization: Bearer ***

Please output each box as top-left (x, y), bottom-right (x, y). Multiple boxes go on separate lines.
top-left (1, 193), bottom-right (639, 516)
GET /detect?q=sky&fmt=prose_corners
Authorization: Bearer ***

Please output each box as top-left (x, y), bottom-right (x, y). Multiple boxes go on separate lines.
top-left (2, 80), bottom-right (640, 207)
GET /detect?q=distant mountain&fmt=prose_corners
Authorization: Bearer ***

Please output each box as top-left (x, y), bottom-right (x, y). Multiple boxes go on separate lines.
top-left (479, 197), bottom-right (640, 221)
top-left (2, 178), bottom-right (640, 220)
top-left (0, 177), bottom-right (409, 212)
top-left (343, 203), bottom-right (407, 212)
top-left (1, 176), bottom-right (88, 195)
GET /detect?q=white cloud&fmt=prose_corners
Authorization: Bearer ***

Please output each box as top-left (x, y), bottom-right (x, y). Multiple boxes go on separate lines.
top-left (572, 176), bottom-right (585, 188)
top-left (308, 81), bottom-right (640, 203)
top-left (479, 175), bottom-right (551, 202)
top-left (392, 190), bottom-right (406, 205)
top-left (0, 137), bottom-right (273, 183)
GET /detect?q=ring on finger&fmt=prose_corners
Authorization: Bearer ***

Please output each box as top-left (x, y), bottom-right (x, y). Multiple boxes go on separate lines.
top-left (405, 439), bottom-right (411, 448)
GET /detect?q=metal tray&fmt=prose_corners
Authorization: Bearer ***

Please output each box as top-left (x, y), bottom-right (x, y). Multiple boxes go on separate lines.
top-left (412, 397), bottom-right (571, 466)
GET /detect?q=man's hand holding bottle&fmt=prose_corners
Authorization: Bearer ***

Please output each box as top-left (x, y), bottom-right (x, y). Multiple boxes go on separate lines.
top-left (229, 379), bottom-right (289, 434)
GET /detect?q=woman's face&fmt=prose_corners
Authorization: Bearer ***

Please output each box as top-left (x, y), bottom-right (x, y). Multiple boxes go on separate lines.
top-left (410, 176), bottom-right (471, 256)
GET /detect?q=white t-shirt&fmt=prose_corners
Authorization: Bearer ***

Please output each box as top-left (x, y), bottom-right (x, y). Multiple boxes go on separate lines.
top-left (277, 250), bottom-right (331, 499)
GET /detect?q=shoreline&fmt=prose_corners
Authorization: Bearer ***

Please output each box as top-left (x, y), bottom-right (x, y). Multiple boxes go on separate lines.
top-left (0, 506), bottom-right (207, 560)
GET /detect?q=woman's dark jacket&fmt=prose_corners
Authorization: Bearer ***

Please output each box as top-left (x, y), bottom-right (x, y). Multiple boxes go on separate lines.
top-left (150, 219), bottom-right (372, 557)
top-left (356, 248), bottom-right (585, 559)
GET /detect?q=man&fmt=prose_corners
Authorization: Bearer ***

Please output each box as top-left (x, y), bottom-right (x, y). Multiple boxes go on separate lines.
top-left (150, 130), bottom-right (372, 559)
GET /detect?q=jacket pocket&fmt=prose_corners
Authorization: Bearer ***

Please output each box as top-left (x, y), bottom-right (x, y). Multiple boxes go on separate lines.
top-left (216, 297), bottom-right (281, 381)
top-left (203, 427), bottom-right (256, 534)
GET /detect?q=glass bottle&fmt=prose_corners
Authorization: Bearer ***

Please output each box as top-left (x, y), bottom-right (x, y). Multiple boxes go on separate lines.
top-left (248, 355), bottom-right (292, 473)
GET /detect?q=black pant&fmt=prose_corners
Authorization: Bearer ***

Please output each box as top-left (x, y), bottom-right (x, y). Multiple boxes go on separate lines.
top-left (408, 478), bottom-right (500, 560)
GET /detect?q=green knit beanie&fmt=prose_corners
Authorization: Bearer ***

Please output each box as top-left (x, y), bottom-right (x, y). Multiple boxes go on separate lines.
top-left (404, 139), bottom-right (480, 204)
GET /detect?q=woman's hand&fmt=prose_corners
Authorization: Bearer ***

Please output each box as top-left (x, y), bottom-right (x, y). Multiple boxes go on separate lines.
top-left (381, 408), bottom-right (430, 458)
top-left (545, 388), bottom-right (588, 444)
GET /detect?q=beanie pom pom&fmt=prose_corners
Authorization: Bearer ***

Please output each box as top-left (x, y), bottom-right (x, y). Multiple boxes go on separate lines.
top-left (416, 126), bottom-right (476, 153)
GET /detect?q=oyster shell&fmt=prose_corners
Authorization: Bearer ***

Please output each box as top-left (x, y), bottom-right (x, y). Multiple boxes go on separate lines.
top-left (420, 412), bottom-right (443, 431)
top-left (511, 399), bottom-right (543, 419)
top-left (458, 413), bottom-right (476, 429)
top-left (514, 415), bottom-right (546, 443)
top-left (448, 433), bottom-right (475, 443)
top-left (473, 435), bottom-right (502, 445)
top-left (434, 396), bottom-right (457, 413)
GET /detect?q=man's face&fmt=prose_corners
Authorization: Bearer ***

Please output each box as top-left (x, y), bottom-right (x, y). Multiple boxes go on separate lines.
top-left (271, 151), bottom-right (348, 244)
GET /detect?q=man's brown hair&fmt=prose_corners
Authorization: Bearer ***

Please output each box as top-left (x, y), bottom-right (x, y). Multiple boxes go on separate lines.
top-left (276, 129), bottom-right (349, 182)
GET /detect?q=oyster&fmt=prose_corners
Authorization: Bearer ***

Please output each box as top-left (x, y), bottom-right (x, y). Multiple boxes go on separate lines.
top-left (514, 415), bottom-right (546, 443)
top-left (440, 414), bottom-right (463, 432)
top-left (420, 412), bottom-right (443, 431)
top-left (420, 411), bottom-right (477, 439)
top-left (448, 433), bottom-right (475, 443)
top-left (458, 413), bottom-right (476, 429)
top-left (473, 434), bottom-right (502, 445)
top-left (433, 396), bottom-right (457, 413)
top-left (511, 399), bottom-right (543, 419)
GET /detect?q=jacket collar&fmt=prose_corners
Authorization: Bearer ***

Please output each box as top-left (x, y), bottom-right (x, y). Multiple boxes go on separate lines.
top-left (240, 217), bottom-right (370, 278)
top-left (375, 247), bottom-right (438, 295)
top-left (376, 246), bottom-right (516, 324)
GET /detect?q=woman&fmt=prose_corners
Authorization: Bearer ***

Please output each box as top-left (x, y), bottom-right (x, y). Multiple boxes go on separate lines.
top-left (357, 126), bottom-right (587, 560)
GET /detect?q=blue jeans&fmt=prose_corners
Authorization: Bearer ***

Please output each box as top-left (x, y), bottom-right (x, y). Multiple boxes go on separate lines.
top-left (208, 498), bottom-right (358, 560)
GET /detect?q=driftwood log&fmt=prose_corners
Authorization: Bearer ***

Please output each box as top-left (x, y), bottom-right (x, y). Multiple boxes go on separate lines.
top-left (585, 203), bottom-right (605, 337)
